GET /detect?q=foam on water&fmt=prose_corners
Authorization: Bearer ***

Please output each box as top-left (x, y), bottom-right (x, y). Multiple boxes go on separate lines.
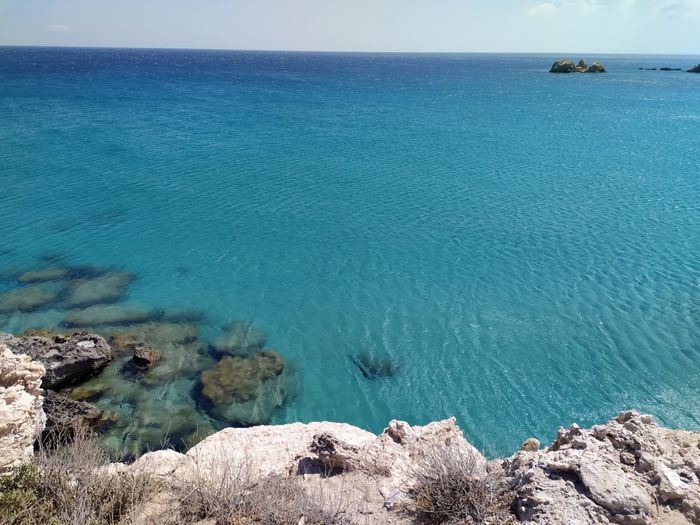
top-left (0, 49), bottom-right (698, 455)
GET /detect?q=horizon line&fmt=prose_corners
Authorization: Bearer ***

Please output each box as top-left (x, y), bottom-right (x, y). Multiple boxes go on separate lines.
top-left (1, 44), bottom-right (699, 58)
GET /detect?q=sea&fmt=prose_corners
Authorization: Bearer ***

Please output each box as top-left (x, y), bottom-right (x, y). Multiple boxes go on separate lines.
top-left (0, 47), bottom-right (698, 457)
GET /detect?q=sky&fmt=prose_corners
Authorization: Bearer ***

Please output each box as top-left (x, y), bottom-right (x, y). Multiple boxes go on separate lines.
top-left (0, 0), bottom-right (699, 54)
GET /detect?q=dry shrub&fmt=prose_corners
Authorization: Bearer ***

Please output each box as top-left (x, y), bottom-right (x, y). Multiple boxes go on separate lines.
top-left (409, 445), bottom-right (515, 525)
top-left (0, 428), bottom-right (155, 525)
top-left (175, 448), bottom-right (353, 525)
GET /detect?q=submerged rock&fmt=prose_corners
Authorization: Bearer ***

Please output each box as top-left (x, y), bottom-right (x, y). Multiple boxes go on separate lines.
top-left (0, 345), bottom-right (46, 473)
top-left (18, 267), bottom-right (71, 284)
top-left (62, 271), bottom-right (135, 308)
top-left (211, 321), bottom-right (266, 357)
top-left (198, 350), bottom-right (293, 426)
top-left (63, 304), bottom-right (156, 327)
top-left (1, 331), bottom-right (112, 389)
top-left (201, 350), bottom-right (285, 403)
top-left (133, 345), bottom-right (161, 368)
top-left (66, 383), bottom-right (109, 402)
top-left (109, 322), bottom-right (199, 351)
top-left (0, 284), bottom-right (60, 313)
top-left (350, 351), bottom-right (399, 380)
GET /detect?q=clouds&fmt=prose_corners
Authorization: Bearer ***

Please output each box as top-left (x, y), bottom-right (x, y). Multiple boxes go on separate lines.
top-left (528, 0), bottom-right (699, 16)
top-left (528, 2), bottom-right (559, 16)
top-left (0, 0), bottom-right (698, 54)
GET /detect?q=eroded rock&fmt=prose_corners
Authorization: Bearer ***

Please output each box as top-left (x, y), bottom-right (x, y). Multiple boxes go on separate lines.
top-left (0, 345), bottom-right (46, 473)
top-left (550, 59), bottom-right (577, 73)
top-left (1, 331), bottom-right (112, 389)
top-left (508, 411), bottom-right (700, 525)
top-left (42, 390), bottom-right (116, 446)
top-left (550, 59), bottom-right (606, 73)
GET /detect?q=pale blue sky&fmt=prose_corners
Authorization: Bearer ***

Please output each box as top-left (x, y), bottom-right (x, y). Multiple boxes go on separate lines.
top-left (1, 0), bottom-right (698, 54)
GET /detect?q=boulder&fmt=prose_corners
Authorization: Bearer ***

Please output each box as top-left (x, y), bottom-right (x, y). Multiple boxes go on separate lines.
top-left (507, 411), bottom-right (700, 524)
top-left (1, 331), bottom-right (112, 389)
top-left (586, 61), bottom-right (606, 73)
top-left (41, 390), bottom-right (115, 446)
top-left (0, 345), bottom-right (46, 473)
top-left (576, 59), bottom-right (588, 72)
top-left (133, 345), bottom-right (161, 368)
top-left (688, 64), bottom-right (700, 73)
top-left (198, 350), bottom-right (292, 426)
top-left (550, 59), bottom-right (577, 73)
top-left (520, 437), bottom-right (540, 452)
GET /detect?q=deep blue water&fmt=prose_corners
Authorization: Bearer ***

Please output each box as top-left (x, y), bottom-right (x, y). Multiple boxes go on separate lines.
top-left (0, 47), bottom-right (699, 456)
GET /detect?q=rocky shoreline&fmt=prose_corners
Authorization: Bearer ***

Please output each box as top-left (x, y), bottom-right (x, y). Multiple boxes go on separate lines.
top-left (2, 343), bottom-right (699, 524)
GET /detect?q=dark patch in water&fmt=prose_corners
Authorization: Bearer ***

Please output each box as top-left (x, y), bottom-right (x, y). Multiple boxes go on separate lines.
top-left (175, 266), bottom-right (191, 276)
top-left (118, 359), bottom-right (145, 382)
top-left (89, 207), bottom-right (128, 226)
top-left (350, 351), bottom-right (399, 380)
top-left (39, 252), bottom-right (66, 263)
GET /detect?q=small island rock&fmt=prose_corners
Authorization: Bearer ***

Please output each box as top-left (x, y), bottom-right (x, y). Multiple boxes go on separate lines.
top-left (550, 59), bottom-right (577, 73)
top-left (550, 59), bottom-right (606, 74)
top-left (586, 61), bottom-right (606, 73)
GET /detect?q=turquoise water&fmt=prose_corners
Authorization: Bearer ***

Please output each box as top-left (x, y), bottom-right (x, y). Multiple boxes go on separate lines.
top-left (0, 48), bottom-right (698, 456)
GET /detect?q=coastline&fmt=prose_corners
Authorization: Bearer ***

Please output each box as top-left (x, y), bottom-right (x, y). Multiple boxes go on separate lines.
top-left (2, 342), bottom-right (700, 524)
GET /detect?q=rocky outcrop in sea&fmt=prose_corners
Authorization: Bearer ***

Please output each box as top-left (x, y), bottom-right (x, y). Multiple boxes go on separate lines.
top-left (550, 59), bottom-right (606, 73)
top-left (2, 344), bottom-right (699, 524)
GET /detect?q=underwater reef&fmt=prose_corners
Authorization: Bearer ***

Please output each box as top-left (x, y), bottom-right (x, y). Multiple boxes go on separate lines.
top-left (0, 260), bottom-right (395, 457)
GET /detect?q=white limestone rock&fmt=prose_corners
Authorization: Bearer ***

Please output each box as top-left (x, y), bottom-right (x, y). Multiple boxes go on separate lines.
top-left (0, 345), bottom-right (46, 473)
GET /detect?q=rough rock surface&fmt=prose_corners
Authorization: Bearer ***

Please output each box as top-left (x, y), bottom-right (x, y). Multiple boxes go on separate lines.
top-left (688, 64), bottom-right (700, 73)
top-left (587, 61), bottom-right (607, 73)
top-left (126, 417), bottom-right (483, 523)
top-left (508, 411), bottom-right (700, 525)
top-left (42, 390), bottom-right (115, 446)
top-left (0, 331), bottom-right (112, 389)
top-left (0, 345), bottom-right (46, 473)
top-left (550, 59), bottom-right (577, 73)
top-left (132, 345), bottom-right (161, 368)
top-left (550, 59), bottom-right (606, 73)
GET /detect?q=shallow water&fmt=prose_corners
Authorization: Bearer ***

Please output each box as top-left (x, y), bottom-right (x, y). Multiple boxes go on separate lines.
top-left (0, 48), bottom-right (699, 456)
